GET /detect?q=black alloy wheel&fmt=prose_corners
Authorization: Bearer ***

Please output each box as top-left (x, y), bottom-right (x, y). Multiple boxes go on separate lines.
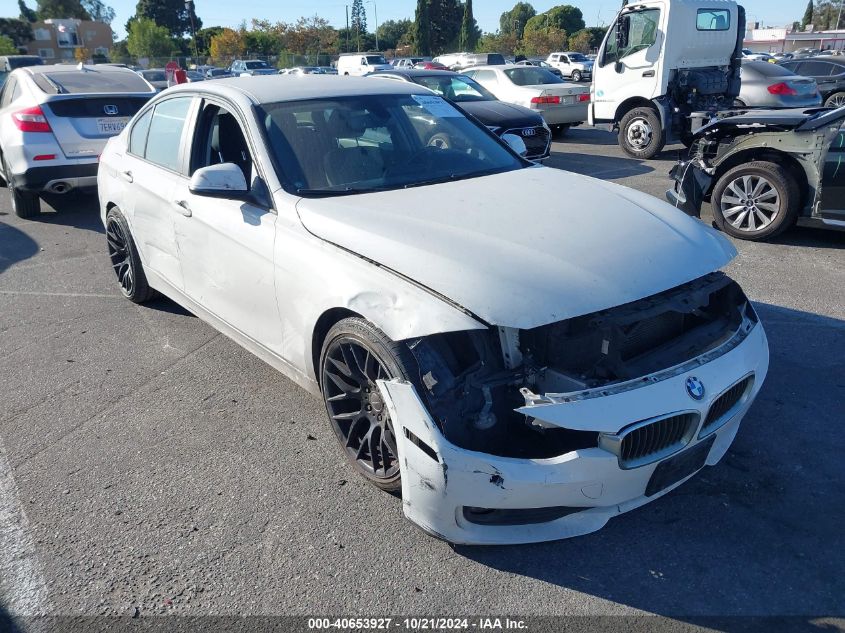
top-left (105, 209), bottom-right (154, 303)
top-left (320, 319), bottom-right (414, 491)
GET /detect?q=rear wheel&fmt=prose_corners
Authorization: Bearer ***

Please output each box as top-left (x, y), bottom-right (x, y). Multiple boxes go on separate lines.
top-left (319, 317), bottom-right (418, 492)
top-left (5, 160), bottom-right (40, 219)
top-left (571, 70), bottom-right (582, 82)
top-left (552, 124), bottom-right (570, 138)
top-left (619, 107), bottom-right (665, 159)
top-left (710, 161), bottom-right (799, 241)
top-left (106, 207), bottom-right (155, 303)
top-left (824, 92), bottom-right (845, 108)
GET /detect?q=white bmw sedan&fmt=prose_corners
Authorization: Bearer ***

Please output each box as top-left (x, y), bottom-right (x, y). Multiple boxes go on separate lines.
top-left (98, 76), bottom-right (769, 545)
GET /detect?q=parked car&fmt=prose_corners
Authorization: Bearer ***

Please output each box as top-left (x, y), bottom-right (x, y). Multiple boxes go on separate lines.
top-left (545, 52), bottom-right (593, 82)
top-left (336, 53), bottom-right (392, 76)
top-left (772, 52), bottom-right (794, 61)
top-left (0, 63), bottom-right (155, 218)
top-left (137, 69), bottom-right (168, 91)
top-left (319, 66), bottom-right (338, 75)
top-left (185, 70), bottom-right (206, 82)
top-left (286, 66), bottom-right (325, 76)
top-left (372, 69), bottom-right (552, 160)
top-left (668, 106), bottom-right (845, 240)
top-left (736, 61), bottom-right (821, 108)
top-left (98, 75), bottom-right (768, 545)
top-left (0, 55), bottom-right (43, 87)
top-left (392, 57), bottom-right (427, 69)
top-left (742, 49), bottom-right (776, 63)
top-left (229, 60), bottom-right (276, 76)
top-left (462, 65), bottom-right (589, 135)
top-left (792, 48), bottom-right (821, 59)
top-left (450, 53), bottom-right (506, 71)
top-left (415, 60), bottom-right (448, 70)
top-left (780, 58), bottom-right (845, 107)
top-left (206, 68), bottom-right (233, 79)
top-left (515, 59), bottom-right (564, 79)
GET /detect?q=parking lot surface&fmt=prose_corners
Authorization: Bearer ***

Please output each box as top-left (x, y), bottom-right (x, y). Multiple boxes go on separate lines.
top-left (1, 127), bottom-right (843, 623)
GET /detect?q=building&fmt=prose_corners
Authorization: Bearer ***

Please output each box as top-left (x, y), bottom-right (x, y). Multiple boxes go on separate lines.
top-left (744, 26), bottom-right (845, 53)
top-left (22, 19), bottom-right (113, 64)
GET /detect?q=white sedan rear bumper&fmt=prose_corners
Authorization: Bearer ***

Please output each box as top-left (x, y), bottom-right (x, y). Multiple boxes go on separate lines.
top-left (379, 320), bottom-right (768, 545)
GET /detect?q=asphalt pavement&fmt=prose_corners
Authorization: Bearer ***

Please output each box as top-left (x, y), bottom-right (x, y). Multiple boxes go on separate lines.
top-left (0, 127), bottom-right (843, 628)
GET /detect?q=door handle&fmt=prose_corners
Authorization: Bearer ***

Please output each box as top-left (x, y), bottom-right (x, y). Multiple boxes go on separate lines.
top-left (642, 70), bottom-right (655, 77)
top-left (173, 200), bottom-right (192, 217)
top-left (121, 170), bottom-right (133, 183)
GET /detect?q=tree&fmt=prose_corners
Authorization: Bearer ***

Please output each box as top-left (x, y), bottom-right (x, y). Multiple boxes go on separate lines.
top-left (351, 0), bottom-right (367, 50)
top-left (519, 25), bottom-right (567, 57)
top-left (412, 0), bottom-right (431, 56)
top-left (802, 0), bottom-right (814, 27)
top-left (0, 18), bottom-right (34, 47)
top-left (567, 29), bottom-right (591, 53)
top-left (429, 0), bottom-right (463, 53)
top-left (36, 0), bottom-right (90, 20)
top-left (133, 0), bottom-right (202, 39)
top-left (376, 19), bottom-right (412, 51)
top-left (0, 35), bottom-right (18, 55)
top-left (460, 0), bottom-right (480, 51)
top-left (243, 19), bottom-right (286, 57)
top-left (477, 30), bottom-right (518, 55)
top-left (81, 0), bottom-right (115, 24)
top-left (287, 15), bottom-right (337, 62)
top-left (127, 16), bottom-right (173, 59)
top-left (18, 1), bottom-right (38, 23)
top-left (543, 5), bottom-right (585, 34)
top-left (193, 26), bottom-right (223, 57)
top-left (209, 27), bottom-right (244, 61)
top-left (499, 2), bottom-right (535, 39)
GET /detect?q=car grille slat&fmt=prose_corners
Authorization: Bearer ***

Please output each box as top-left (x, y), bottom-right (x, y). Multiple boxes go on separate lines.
top-left (700, 375), bottom-right (753, 437)
top-left (616, 412), bottom-right (698, 469)
top-left (502, 125), bottom-right (550, 160)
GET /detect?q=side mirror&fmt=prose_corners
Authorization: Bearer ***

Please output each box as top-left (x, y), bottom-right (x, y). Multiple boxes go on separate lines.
top-left (189, 163), bottom-right (248, 198)
top-left (502, 133), bottom-right (527, 157)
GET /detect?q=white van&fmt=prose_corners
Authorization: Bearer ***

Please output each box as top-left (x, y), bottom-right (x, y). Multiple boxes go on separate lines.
top-left (336, 53), bottom-right (392, 76)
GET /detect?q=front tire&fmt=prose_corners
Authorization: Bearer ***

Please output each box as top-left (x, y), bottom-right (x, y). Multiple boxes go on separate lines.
top-left (619, 107), bottom-right (665, 159)
top-left (319, 317), bottom-right (418, 492)
top-left (824, 92), bottom-right (845, 108)
top-left (710, 161), bottom-right (799, 241)
top-left (106, 207), bottom-right (154, 303)
top-left (571, 70), bottom-right (582, 82)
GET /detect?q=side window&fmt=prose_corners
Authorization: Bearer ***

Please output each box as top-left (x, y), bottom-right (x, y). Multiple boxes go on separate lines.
top-left (697, 9), bottom-right (730, 31)
top-left (191, 103), bottom-right (254, 186)
top-left (474, 70), bottom-right (498, 83)
top-left (561, 55), bottom-right (569, 63)
top-left (800, 62), bottom-right (834, 77)
top-left (144, 97), bottom-right (193, 172)
top-left (0, 77), bottom-right (17, 107)
top-left (128, 108), bottom-right (153, 157)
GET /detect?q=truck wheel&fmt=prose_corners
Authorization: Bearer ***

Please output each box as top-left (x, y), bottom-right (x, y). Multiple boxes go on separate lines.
top-left (571, 70), bottom-right (582, 82)
top-left (824, 92), bottom-right (845, 108)
top-left (711, 161), bottom-right (798, 241)
top-left (320, 317), bottom-right (418, 493)
top-left (619, 107), bottom-right (665, 160)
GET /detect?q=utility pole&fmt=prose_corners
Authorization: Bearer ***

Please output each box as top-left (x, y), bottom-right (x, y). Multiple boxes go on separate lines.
top-left (345, 5), bottom-right (350, 53)
top-left (367, 1), bottom-right (379, 51)
top-left (837, 0), bottom-right (843, 31)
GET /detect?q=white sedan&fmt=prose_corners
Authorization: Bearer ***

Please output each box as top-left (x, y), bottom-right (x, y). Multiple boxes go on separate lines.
top-left (98, 76), bottom-right (769, 545)
top-left (462, 64), bottom-right (590, 135)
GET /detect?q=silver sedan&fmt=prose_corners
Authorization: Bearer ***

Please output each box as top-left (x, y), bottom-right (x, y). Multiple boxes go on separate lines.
top-left (737, 61), bottom-right (821, 108)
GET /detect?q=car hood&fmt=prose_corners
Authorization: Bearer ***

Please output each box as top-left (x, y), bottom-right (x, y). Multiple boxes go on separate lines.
top-left (295, 167), bottom-right (737, 330)
top-left (458, 100), bottom-right (544, 128)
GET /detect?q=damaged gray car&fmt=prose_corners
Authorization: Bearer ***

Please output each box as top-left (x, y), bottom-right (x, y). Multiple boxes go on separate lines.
top-left (667, 106), bottom-right (845, 240)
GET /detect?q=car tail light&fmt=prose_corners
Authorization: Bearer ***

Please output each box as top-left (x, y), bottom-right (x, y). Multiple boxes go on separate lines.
top-left (531, 95), bottom-right (561, 105)
top-left (577, 94), bottom-right (591, 102)
top-left (11, 106), bottom-right (52, 133)
top-left (33, 154), bottom-right (56, 161)
top-left (767, 82), bottom-right (797, 96)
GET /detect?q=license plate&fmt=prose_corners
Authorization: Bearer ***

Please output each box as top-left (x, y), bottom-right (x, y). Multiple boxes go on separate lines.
top-left (645, 436), bottom-right (715, 497)
top-left (96, 117), bottom-right (129, 135)
top-left (561, 96), bottom-right (574, 105)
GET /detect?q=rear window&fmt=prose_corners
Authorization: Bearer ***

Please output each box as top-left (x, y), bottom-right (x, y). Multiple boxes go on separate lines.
top-left (503, 67), bottom-right (564, 85)
top-left (365, 55), bottom-right (387, 65)
top-left (141, 71), bottom-right (166, 81)
top-left (245, 61), bottom-right (269, 69)
top-left (742, 62), bottom-right (795, 78)
top-left (697, 9), bottom-right (730, 30)
top-left (33, 70), bottom-right (153, 94)
top-left (486, 54), bottom-right (506, 65)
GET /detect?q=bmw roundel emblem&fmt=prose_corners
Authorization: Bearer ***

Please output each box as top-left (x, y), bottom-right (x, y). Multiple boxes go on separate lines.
top-left (685, 376), bottom-right (705, 401)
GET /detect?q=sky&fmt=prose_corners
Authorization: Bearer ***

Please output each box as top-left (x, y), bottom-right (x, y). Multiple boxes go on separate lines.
top-left (0, 0), bottom-right (813, 40)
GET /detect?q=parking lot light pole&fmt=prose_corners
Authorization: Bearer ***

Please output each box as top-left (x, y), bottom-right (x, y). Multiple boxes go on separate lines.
top-left (367, 0), bottom-right (379, 51)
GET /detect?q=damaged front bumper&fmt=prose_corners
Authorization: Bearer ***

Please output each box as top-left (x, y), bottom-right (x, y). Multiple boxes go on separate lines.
top-left (378, 319), bottom-right (768, 545)
top-left (666, 160), bottom-right (713, 218)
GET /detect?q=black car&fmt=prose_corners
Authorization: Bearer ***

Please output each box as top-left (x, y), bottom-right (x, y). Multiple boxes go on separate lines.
top-left (667, 107), bottom-right (845, 240)
top-left (371, 69), bottom-right (552, 160)
top-left (780, 59), bottom-right (845, 108)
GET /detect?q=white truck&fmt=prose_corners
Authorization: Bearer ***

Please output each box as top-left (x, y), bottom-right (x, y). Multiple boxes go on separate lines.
top-left (336, 53), bottom-right (392, 76)
top-left (590, 0), bottom-right (745, 159)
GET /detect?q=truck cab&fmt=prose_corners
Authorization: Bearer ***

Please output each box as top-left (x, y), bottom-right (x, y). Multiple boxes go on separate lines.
top-left (591, 0), bottom-right (744, 159)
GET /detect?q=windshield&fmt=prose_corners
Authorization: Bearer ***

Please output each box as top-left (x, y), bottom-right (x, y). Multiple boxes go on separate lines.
top-left (504, 67), bottom-right (564, 86)
top-left (141, 71), bottom-right (166, 81)
top-left (260, 94), bottom-right (524, 196)
top-left (568, 53), bottom-right (588, 62)
top-left (413, 75), bottom-right (495, 102)
top-left (246, 61), bottom-right (269, 69)
top-left (366, 55), bottom-right (388, 65)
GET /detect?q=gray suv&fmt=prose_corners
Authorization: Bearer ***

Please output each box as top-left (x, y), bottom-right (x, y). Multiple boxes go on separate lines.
top-left (229, 60), bottom-right (276, 76)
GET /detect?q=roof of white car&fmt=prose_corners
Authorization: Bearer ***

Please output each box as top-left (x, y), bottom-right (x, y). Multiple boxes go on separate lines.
top-left (165, 75), bottom-right (429, 103)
